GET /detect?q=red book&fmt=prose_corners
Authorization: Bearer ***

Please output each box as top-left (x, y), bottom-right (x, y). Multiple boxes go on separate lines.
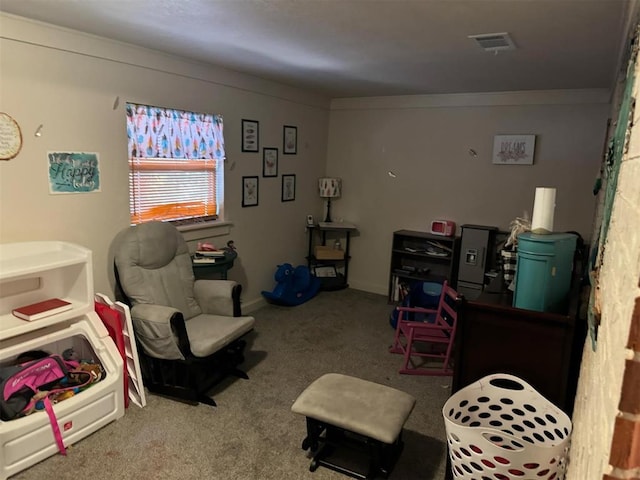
top-left (12, 298), bottom-right (72, 321)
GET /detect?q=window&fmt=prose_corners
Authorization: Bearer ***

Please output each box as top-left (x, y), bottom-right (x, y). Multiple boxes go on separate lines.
top-left (125, 103), bottom-right (224, 226)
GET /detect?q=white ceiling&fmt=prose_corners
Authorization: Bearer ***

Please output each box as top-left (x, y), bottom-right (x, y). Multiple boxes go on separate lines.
top-left (0, 0), bottom-right (632, 98)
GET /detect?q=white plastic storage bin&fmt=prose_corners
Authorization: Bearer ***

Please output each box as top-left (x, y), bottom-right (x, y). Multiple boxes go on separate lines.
top-left (0, 314), bottom-right (124, 480)
top-left (443, 373), bottom-right (572, 480)
top-left (0, 241), bottom-right (124, 480)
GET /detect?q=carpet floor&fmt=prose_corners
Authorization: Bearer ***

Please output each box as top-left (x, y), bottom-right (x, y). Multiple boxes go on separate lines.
top-left (10, 288), bottom-right (452, 480)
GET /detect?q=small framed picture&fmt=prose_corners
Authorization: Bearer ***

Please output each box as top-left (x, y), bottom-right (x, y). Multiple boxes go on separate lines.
top-left (281, 174), bottom-right (296, 202)
top-left (242, 176), bottom-right (259, 207)
top-left (283, 125), bottom-right (297, 155)
top-left (262, 147), bottom-right (278, 177)
top-left (241, 119), bottom-right (259, 152)
top-left (492, 134), bottom-right (536, 165)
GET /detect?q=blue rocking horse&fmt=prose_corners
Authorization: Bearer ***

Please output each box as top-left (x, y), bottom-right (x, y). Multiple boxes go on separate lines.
top-left (261, 263), bottom-right (320, 306)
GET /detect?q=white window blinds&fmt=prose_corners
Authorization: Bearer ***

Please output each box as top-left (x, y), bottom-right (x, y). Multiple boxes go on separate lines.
top-left (126, 103), bottom-right (224, 225)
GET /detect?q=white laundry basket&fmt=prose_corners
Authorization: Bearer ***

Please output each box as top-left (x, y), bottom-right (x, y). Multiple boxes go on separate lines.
top-left (443, 373), bottom-right (572, 480)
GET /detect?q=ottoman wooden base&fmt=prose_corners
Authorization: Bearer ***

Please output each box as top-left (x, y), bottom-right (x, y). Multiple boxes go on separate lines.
top-left (302, 417), bottom-right (405, 479)
top-left (292, 373), bottom-right (416, 479)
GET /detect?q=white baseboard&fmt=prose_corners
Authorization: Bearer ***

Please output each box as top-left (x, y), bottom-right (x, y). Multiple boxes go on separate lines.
top-left (347, 280), bottom-right (388, 296)
top-left (242, 296), bottom-right (268, 314)
top-left (242, 282), bottom-right (387, 313)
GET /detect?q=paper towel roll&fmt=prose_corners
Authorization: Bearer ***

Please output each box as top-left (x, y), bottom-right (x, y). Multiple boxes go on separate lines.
top-left (531, 187), bottom-right (556, 234)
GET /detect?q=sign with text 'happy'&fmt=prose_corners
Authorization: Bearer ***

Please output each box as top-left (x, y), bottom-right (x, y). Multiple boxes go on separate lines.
top-left (48, 152), bottom-right (101, 193)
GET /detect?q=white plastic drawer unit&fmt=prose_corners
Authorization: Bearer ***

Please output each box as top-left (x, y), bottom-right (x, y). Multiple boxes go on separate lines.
top-left (0, 241), bottom-right (124, 480)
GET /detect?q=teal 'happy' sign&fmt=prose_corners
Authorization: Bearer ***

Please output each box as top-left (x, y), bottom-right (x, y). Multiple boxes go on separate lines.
top-left (48, 152), bottom-right (101, 193)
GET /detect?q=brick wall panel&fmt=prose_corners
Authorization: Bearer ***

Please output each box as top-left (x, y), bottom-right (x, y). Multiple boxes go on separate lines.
top-left (620, 360), bottom-right (640, 414)
top-left (628, 297), bottom-right (640, 351)
top-left (609, 416), bottom-right (640, 469)
top-left (550, 20), bottom-right (640, 480)
top-left (617, 157), bottom-right (640, 219)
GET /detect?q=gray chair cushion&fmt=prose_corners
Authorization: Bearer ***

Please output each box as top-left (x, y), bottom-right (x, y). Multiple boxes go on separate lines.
top-left (186, 314), bottom-right (255, 357)
top-left (130, 303), bottom-right (183, 360)
top-left (114, 221), bottom-right (201, 320)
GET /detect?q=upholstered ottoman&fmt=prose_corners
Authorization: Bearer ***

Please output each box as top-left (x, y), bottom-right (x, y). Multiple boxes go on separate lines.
top-left (291, 373), bottom-right (416, 479)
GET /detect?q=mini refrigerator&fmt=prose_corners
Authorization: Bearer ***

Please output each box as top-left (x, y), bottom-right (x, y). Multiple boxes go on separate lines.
top-left (456, 225), bottom-right (499, 300)
top-left (513, 232), bottom-right (577, 313)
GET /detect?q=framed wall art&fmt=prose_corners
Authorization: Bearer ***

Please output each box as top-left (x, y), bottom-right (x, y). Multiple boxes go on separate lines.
top-left (0, 112), bottom-right (22, 160)
top-left (283, 125), bottom-right (297, 155)
top-left (241, 119), bottom-right (259, 152)
top-left (281, 174), bottom-right (296, 202)
top-left (262, 147), bottom-right (278, 177)
top-left (48, 151), bottom-right (101, 193)
top-left (492, 134), bottom-right (536, 165)
top-left (242, 176), bottom-right (259, 207)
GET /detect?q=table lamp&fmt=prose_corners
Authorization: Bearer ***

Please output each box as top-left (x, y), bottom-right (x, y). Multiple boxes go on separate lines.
top-left (318, 177), bottom-right (341, 222)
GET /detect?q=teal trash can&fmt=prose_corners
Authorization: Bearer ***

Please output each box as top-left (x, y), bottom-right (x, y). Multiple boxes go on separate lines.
top-left (513, 232), bottom-right (577, 313)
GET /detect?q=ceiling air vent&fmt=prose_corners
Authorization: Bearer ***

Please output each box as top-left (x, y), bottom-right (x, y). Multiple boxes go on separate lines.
top-left (468, 32), bottom-right (516, 52)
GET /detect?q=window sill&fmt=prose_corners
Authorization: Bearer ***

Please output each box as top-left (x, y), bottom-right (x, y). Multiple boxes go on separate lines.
top-left (177, 221), bottom-right (233, 242)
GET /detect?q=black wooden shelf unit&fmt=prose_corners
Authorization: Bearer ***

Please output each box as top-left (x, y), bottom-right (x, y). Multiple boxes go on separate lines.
top-left (388, 229), bottom-right (460, 303)
top-left (306, 223), bottom-right (357, 291)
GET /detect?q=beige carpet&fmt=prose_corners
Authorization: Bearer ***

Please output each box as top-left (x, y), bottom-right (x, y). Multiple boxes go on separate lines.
top-left (11, 289), bottom-right (451, 480)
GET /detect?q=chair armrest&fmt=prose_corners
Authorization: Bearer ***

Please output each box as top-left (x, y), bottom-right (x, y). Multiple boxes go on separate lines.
top-left (194, 279), bottom-right (241, 316)
top-left (401, 321), bottom-right (454, 331)
top-left (396, 306), bottom-right (437, 314)
top-left (130, 304), bottom-right (189, 360)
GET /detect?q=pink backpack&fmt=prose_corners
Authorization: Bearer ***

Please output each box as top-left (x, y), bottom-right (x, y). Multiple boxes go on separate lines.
top-left (0, 354), bottom-right (93, 454)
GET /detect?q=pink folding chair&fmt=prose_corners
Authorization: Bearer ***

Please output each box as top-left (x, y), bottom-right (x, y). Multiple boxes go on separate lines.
top-left (389, 280), bottom-right (460, 376)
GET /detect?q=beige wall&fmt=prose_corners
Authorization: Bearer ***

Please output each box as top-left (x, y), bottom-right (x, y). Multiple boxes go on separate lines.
top-left (0, 14), bottom-right (330, 307)
top-left (2, 8), bottom-right (639, 480)
top-left (0, 13), bottom-right (614, 306)
top-left (327, 92), bottom-right (611, 295)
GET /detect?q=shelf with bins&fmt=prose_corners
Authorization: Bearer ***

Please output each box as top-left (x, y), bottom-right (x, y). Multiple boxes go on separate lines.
top-left (389, 230), bottom-right (460, 303)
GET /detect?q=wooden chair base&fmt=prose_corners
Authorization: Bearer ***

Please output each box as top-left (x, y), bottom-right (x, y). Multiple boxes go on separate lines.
top-left (292, 373), bottom-right (414, 479)
top-left (139, 338), bottom-right (249, 406)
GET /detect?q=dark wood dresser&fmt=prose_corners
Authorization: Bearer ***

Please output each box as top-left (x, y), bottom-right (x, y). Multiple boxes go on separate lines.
top-left (451, 289), bottom-right (587, 416)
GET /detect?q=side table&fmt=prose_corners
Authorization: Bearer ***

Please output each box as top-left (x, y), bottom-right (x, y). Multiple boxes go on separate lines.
top-left (307, 222), bottom-right (357, 291)
top-left (192, 250), bottom-right (238, 280)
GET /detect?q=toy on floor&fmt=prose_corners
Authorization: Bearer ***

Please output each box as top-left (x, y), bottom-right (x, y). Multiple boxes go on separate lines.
top-left (389, 281), bottom-right (442, 328)
top-left (261, 263), bottom-right (320, 306)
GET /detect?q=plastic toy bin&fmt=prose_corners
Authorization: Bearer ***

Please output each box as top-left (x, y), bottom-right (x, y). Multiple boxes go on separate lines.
top-left (0, 315), bottom-right (124, 480)
top-left (443, 373), bottom-right (572, 480)
top-left (0, 241), bottom-right (125, 480)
